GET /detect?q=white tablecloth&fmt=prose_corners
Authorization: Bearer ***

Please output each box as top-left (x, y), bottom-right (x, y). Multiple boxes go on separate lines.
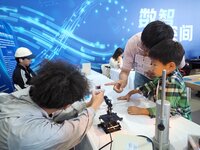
top-left (110, 68), bottom-right (135, 90)
top-left (78, 70), bottom-right (200, 150)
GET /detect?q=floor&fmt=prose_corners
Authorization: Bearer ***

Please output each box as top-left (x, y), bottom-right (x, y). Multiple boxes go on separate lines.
top-left (190, 90), bottom-right (200, 125)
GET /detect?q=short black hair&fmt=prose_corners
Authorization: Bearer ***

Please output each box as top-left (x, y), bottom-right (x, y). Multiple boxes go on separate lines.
top-left (149, 39), bottom-right (185, 66)
top-left (112, 47), bottom-right (123, 61)
top-left (29, 60), bottom-right (89, 109)
top-left (141, 20), bottom-right (174, 49)
top-left (15, 57), bottom-right (31, 63)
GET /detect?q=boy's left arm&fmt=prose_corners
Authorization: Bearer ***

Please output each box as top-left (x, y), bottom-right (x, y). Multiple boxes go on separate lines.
top-left (127, 106), bottom-right (149, 115)
top-left (166, 78), bottom-right (191, 120)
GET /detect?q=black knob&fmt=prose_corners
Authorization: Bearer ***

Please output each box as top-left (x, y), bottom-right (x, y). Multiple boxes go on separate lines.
top-left (158, 123), bottom-right (165, 131)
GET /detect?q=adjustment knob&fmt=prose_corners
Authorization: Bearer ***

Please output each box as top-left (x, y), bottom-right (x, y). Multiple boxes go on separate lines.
top-left (158, 123), bottom-right (165, 131)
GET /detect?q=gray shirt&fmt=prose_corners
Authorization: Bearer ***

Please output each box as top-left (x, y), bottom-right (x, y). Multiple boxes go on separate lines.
top-left (0, 87), bottom-right (95, 150)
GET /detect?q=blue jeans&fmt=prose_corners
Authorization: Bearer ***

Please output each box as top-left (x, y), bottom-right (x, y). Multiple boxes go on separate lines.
top-left (134, 72), bottom-right (151, 88)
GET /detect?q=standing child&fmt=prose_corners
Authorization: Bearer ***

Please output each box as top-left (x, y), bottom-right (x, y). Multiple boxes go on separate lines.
top-left (117, 39), bottom-right (191, 120)
top-left (12, 47), bottom-right (36, 90)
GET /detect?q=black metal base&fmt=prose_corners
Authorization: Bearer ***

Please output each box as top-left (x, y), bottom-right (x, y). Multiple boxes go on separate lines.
top-left (98, 112), bottom-right (122, 134)
top-left (98, 121), bottom-right (121, 134)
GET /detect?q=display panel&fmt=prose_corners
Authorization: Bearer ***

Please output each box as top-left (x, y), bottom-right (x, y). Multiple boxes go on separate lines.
top-left (0, 0), bottom-right (199, 92)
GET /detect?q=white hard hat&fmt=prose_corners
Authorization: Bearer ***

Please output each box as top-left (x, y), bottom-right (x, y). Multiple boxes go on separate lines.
top-left (15, 47), bottom-right (35, 58)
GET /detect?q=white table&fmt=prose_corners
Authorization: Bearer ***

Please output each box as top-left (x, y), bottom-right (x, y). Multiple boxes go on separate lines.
top-left (80, 70), bottom-right (200, 150)
top-left (110, 68), bottom-right (135, 89)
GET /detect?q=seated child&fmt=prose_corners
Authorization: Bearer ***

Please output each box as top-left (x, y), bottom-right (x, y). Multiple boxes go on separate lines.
top-left (109, 47), bottom-right (123, 69)
top-left (117, 39), bottom-right (191, 120)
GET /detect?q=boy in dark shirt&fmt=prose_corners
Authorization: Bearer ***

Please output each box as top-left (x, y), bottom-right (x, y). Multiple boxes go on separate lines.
top-left (12, 47), bottom-right (36, 90)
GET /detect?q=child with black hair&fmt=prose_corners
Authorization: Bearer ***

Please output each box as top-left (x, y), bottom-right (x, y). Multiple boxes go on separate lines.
top-left (117, 39), bottom-right (191, 120)
top-left (12, 47), bottom-right (36, 90)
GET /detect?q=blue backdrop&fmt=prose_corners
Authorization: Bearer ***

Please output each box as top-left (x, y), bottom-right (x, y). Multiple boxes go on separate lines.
top-left (0, 0), bottom-right (200, 92)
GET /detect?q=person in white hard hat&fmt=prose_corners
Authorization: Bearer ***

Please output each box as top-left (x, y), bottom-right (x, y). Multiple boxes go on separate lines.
top-left (12, 47), bottom-right (36, 90)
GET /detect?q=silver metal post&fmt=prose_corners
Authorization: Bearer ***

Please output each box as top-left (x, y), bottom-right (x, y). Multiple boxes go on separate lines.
top-left (161, 70), bottom-right (166, 119)
top-left (159, 70), bottom-right (166, 150)
top-left (153, 70), bottom-right (170, 150)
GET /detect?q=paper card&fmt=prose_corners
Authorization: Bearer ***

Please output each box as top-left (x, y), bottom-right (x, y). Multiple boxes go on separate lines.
top-left (112, 133), bottom-right (153, 150)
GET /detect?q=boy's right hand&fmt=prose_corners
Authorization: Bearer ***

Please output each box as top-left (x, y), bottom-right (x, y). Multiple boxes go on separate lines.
top-left (117, 93), bottom-right (131, 101)
top-left (117, 89), bottom-right (140, 101)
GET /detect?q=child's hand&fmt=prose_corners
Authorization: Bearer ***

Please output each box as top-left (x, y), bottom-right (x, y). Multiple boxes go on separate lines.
top-left (127, 106), bottom-right (141, 115)
top-left (117, 89), bottom-right (140, 101)
top-left (127, 106), bottom-right (149, 115)
top-left (117, 93), bottom-right (131, 101)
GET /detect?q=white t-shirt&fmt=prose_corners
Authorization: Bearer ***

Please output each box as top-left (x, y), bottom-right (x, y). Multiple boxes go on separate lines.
top-left (109, 57), bottom-right (123, 69)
